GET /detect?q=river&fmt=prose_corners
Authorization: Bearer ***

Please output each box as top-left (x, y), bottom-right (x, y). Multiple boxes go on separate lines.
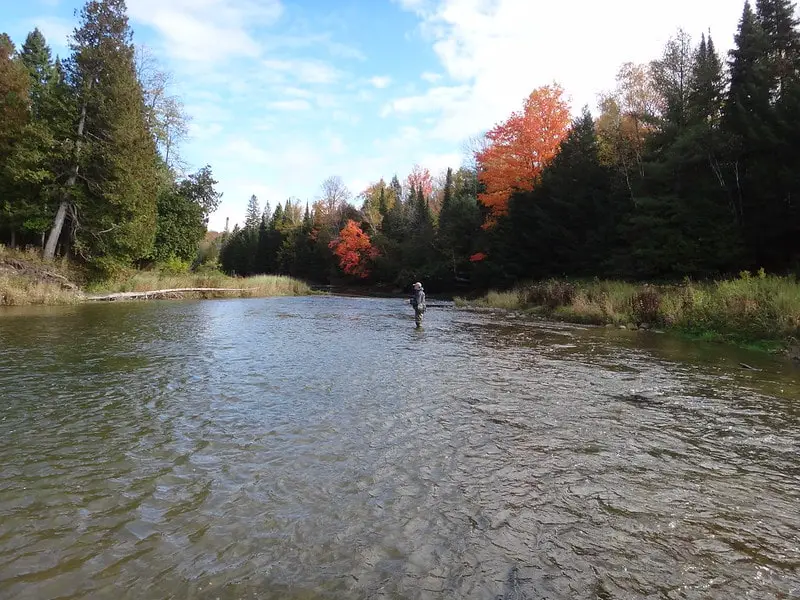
top-left (0, 296), bottom-right (798, 599)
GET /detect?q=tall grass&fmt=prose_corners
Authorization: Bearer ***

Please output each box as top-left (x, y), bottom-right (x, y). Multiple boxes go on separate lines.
top-left (1, 245), bottom-right (311, 304)
top-left (0, 273), bottom-right (81, 306)
top-left (86, 269), bottom-right (311, 298)
top-left (460, 274), bottom-right (800, 345)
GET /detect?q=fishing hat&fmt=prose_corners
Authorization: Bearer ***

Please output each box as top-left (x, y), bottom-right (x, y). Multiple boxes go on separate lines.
top-left (413, 282), bottom-right (422, 290)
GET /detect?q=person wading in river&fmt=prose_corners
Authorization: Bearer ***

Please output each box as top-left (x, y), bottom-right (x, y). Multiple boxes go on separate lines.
top-left (410, 282), bottom-right (426, 328)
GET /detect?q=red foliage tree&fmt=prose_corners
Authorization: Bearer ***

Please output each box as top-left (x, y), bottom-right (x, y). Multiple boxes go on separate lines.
top-left (405, 164), bottom-right (433, 199)
top-left (329, 220), bottom-right (378, 278)
top-left (476, 84), bottom-right (571, 226)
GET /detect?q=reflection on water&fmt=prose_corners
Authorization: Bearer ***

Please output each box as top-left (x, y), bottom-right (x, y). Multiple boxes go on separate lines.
top-left (1, 296), bottom-right (798, 599)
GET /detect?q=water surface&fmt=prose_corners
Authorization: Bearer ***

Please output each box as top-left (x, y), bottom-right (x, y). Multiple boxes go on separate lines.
top-left (1, 296), bottom-right (798, 599)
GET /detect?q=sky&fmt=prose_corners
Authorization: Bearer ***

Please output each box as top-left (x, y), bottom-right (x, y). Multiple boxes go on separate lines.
top-left (4, 0), bottom-right (745, 231)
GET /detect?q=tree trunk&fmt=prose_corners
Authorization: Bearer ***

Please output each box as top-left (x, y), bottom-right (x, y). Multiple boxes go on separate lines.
top-left (43, 202), bottom-right (68, 259)
top-left (10, 230), bottom-right (16, 249)
top-left (44, 92), bottom-right (88, 261)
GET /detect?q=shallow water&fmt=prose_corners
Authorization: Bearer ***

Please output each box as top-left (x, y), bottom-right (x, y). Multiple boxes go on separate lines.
top-left (0, 296), bottom-right (798, 599)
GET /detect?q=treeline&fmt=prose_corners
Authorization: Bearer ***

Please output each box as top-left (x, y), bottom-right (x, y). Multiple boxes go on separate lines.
top-left (0, 0), bottom-right (220, 277)
top-left (486, 0), bottom-right (800, 286)
top-left (219, 172), bottom-right (482, 290)
top-left (221, 0), bottom-right (800, 291)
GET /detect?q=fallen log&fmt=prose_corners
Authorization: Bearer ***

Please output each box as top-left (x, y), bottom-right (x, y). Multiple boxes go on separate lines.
top-left (86, 287), bottom-right (247, 301)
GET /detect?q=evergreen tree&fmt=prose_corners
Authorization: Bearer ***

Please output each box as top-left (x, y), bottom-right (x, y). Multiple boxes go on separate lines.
top-left (725, 2), bottom-right (771, 142)
top-left (19, 29), bottom-right (54, 119)
top-left (756, 0), bottom-right (800, 100)
top-left (688, 33), bottom-right (725, 126)
top-left (44, 0), bottom-right (161, 275)
top-left (508, 108), bottom-right (621, 278)
top-left (245, 194), bottom-right (260, 230)
top-left (378, 185), bottom-right (388, 216)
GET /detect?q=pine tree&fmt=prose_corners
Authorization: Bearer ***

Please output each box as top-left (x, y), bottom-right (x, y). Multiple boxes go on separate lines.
top-left (44, 0), bottom-right (161, 274)
top-left (508, 108), bottom-right (621, 278)
top-left (19, 29), bottom-right (54, 119)
top-left (688, 33), bottom-right (725, 126)
top-left (756, 0), bottom-right (800, 100)
top-left (245, 194), bottom-right (260, 229)
top-left (725, 2), bottom-right (771, 142)
top-left (378, 185), bottom-right (388, 216)
top-left (389, 174), bottom-right (402, 205)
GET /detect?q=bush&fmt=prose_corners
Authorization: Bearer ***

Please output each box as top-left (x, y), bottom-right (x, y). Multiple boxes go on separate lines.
top-left (631, 287), bottom-right (661, 324)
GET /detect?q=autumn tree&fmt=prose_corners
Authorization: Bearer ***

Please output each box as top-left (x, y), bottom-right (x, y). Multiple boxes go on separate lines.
top-left (475, 84), bottom-right (571, 224)
top-left (329, 219), bottom-right (378, 278)
top-left (405, 164), bottom-right (433, 203)
top-left (0, 34), bottom-right (32, 247)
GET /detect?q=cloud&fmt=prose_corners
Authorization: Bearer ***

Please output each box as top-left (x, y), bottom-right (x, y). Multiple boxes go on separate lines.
top-left (268, 99), bottom-right (312, 111)
top-left (126, 0), bottom-right (283, 63)
top-left (263, 58), bottom-right (341, 84)
top-left (27, 16), bottom-right (72, 51)
top-left (421, 71), bottom-right (442, 83)
top-left (394, 0), bottom-right (743, 142)
top-left (369, 75), bottom-right (392, 89)
top-left (380, 85), bottom-right (470, 118)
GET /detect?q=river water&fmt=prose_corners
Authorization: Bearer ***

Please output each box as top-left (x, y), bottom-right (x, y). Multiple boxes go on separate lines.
top-left (0, 296), bottom-right (798, 599)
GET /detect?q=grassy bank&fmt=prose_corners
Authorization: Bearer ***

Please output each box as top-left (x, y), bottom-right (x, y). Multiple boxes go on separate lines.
top-left (86, 270), bottom-right (311, 298)
top-left (0, 247), bottom-right (310, 306)
top-left (457, 274), bottom-right (800, 352)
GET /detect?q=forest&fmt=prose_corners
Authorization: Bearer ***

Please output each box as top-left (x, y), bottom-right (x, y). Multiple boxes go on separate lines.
top-left (2, 0), bottom-right (800, 295)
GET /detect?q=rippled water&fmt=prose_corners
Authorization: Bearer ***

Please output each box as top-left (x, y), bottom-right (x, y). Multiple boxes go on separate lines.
top-left (1, 296), bottom-right (799, 599)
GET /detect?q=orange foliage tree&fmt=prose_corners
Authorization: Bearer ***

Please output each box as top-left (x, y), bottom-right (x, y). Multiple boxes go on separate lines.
top-left (476, 84), bottom-right (571, 225)
top-left (329, 220), bottom-right (378, 278)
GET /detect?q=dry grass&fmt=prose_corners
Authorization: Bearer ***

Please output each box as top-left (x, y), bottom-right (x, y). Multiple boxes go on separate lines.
top-left (87, 270), bottom-right (311, 298)
top-left (461, 274), bottom-right (800, 346)
top-left (0, 273), bottom-right (81, 306)
top-left (0, 246), bottom-right (310, 305)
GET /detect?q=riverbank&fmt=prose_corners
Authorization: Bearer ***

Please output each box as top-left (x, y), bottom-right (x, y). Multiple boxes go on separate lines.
top-left (456, 276), bottom-right (800, 356)
top-left (0, 249), bottom-right (310, 306)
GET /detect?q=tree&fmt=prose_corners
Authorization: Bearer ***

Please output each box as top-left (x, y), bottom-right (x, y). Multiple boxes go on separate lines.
top-left (475, 84), bottom-right (571, 224)
top-left (135, 45), bottom-right (190, 171)
top-left (178, 164), bottom-right (222, 223)
top-left (405, 164), bottom-right (433, 201)
top-left (19, 29), bottom-right (54, 120)
top-left (688, 33), bottom-right (725, 127)
top-left (245, 194), bottom-right (260, 230)
top-left (150, 164), bottom-right (222, 262)
top-left (329, 219), bottom-right (377, 278)
top-left (319, 175), bottom-right (350, 227)
top-left (651, 28), bottom-right (695, 131)
top-left (0, 34), bottom-right (32, 247)
top-left (756, 0), bottom-right (800, 101)
top-left (43, 0), bottom-right (161, 275)
top-left (508, 108), bottom-right (621, 278)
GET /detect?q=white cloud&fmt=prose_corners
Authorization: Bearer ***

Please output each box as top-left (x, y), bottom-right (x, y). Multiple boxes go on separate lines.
top-left (380, 85), bottom-right (470, 118)
top-left (395, 0), bottom-right (744, 142)
top-left (369, 75), bottom-right (392, 89)
top-left (329, 136), bottom-right (346, 155)
top-left (268, 99), bottom-right (312, 111)
top-left (27, 16), bottom-right (72, 51)
top-left (263, 58), bottom-right (341, 84)
top-left (421, 71), bottom-right (442, 83)
top-left (126, 0), bottom-right (283, 63)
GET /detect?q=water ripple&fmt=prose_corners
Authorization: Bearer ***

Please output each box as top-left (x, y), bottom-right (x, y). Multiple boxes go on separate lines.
top-left (1, 296), bottom-right (799, 599)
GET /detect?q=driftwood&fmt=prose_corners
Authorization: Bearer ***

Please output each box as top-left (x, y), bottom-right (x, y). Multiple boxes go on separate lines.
top-left (86, 287), bottom-right (246, 301)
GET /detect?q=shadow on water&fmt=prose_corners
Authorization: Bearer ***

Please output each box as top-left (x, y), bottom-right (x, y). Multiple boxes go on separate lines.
top-left (1, 296), bottom-right (799, 599)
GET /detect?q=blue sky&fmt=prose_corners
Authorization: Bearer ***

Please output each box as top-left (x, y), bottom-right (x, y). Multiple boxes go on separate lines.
top-left (4, 0), bottom-right (744, 231)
